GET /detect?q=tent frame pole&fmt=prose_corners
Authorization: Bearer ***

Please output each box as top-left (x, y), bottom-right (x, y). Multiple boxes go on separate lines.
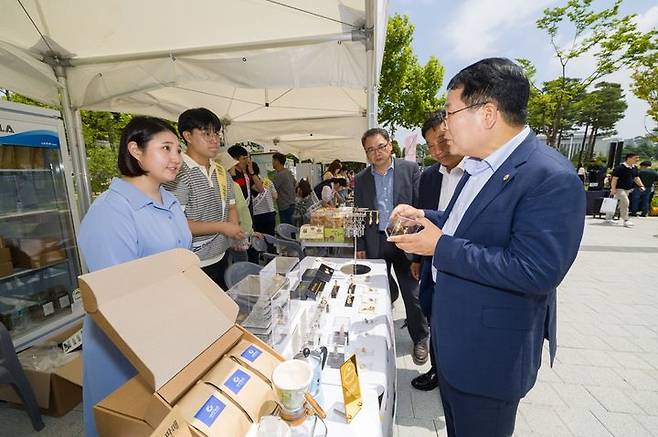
top-left (366, 0), bottom-right (378, 129)
top-left (54, 65), bottom-right (92, 215)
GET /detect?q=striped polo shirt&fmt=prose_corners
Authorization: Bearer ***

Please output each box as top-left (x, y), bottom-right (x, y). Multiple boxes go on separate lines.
top-left (164, 153), bottom-right (235, 267)
top-left (252, 178), bottom-right (277, 216)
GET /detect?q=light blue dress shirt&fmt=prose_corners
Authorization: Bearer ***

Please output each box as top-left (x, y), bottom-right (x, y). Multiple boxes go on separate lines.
top-left (77, 177), bottom-right (192, 437)
top-left (432, 127), bottom-right (530, 281)
top-left (372, 159), bottom-right (395, 231)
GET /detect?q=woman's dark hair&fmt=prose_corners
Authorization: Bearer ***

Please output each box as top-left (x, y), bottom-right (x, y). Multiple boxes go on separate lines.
top-left (447, 57), bottom-right (529, 127)
top-left (272, 152), bottom-right (287, 165)
top-left (118, 116), bottom-right (178, 177)
top-left (227, 145), bottom-right (249, 159)
top-left (640, 160), bottom-right (652, 167)
top-left (297, 178), bottom-right (312, 198)
top-left (177, 108), bottom-right (221, 143)
top-left (251, 161), bottom-right (261, 176)
top-left (326, 159), bottom-right (342, 174)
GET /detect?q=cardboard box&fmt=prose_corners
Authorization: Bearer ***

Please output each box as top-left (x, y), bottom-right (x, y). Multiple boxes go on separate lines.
top-left (8, 238), bottom-right (66, 269)
top-left (0, 324), bottom-right (83, 416)
top-left (0, 247), bottom-right (11, 263)
top-left (79, 249), bottom-right (285, 437)
top-left (0, 261), bottom-right (13, 277)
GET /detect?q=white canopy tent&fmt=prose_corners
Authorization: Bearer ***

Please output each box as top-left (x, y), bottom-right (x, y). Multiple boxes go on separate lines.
top-left (0, 0), bottom-right (387, 213)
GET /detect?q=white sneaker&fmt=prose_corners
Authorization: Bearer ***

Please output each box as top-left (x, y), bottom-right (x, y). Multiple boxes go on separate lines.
top-left (602, 220), bottom-right (616, 225)
top-left (623, 220), bottom-right (634, 227)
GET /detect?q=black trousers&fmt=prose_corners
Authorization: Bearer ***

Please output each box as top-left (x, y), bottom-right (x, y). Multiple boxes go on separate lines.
top-left (201, 253), bottom-right (230, 291)
top-left (376, 232), bottom-right (428, 343)
top-left (437, 366), bottom-right (519, 437)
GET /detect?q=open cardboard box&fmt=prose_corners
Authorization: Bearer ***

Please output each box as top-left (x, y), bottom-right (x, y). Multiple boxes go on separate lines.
top-left (78, 249), bottom-right (285, 437)
top-left (0, 323), bottom-right (83, 417)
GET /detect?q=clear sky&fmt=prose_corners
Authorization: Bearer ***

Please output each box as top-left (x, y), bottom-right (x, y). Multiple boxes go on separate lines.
top-left (388, 0), bottom-right (658, 143)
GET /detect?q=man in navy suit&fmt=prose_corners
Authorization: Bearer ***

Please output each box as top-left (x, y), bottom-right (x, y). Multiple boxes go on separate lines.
top-left (410, 111), bottom-right (465, 391)
top-left (388, 58), bottom-right (585, 436)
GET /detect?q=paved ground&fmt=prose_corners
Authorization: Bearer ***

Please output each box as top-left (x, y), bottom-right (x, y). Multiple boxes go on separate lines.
top-left (393, 216), bottom-right (658, 437)
top-left (1, 216), bottom-right (657, 436)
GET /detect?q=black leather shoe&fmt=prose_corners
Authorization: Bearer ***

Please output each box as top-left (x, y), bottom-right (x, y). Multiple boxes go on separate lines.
top-left (411, 370), bottom-right (438, 391)
top-left (412, 338), bottom-right (429, 365)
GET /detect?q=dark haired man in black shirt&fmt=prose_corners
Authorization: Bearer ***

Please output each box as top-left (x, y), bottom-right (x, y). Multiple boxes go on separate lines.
top-left (605, 153), bottom-right (646, 227)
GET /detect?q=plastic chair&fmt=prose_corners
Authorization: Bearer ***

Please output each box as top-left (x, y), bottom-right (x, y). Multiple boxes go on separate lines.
top-left (0, 322), bottom-right (45, 431)
top-left (273, 238), bottom-right (305, 260)
top-left (224, 261), bottom-right (263, 289)
top-left (258, 234), bottom-right (278, 263)
top-left (276, 223), bottom-right (299, 242)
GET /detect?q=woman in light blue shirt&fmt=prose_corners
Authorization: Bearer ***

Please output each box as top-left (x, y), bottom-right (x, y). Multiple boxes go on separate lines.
top-left (77, 116), bottom-right (192, 437)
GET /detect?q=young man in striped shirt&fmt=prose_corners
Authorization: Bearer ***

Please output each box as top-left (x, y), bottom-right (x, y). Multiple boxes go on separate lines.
top-left (165, 108), bottom-right (244, 290)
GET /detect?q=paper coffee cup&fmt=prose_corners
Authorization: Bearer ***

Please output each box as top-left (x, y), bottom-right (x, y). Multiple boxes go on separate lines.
top-left (271, 360), bottom-right (313, 415)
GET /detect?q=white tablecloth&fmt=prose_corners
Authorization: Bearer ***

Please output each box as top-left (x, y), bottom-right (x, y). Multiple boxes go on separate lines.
top-left (276, 257), bottom-right (395, 437)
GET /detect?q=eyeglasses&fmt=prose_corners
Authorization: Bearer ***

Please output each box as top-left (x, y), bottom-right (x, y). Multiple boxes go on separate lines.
top-left (443, 102), bottom-right (489, 120)
top-left (365, 142), bottom-right (389, 156)
top-left (198, 129), bottom-right (222, 142)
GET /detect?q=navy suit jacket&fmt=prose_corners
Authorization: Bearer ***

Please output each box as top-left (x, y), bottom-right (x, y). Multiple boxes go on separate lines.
top-left (413, 163), bottom-right (443, 316)
top-left (426, 131), bottom-right (585, 401)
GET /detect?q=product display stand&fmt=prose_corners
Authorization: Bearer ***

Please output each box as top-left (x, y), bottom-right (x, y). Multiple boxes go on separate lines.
top-left (340, 208), bottom-right (377, 276)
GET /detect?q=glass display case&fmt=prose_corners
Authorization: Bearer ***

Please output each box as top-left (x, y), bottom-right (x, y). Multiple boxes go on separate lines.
top-left (0, 100), bottom-right (84, 351)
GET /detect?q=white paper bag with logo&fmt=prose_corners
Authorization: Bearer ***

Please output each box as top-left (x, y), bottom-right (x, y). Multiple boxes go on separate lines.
top-left (600, 197), bottom-right (618, 215)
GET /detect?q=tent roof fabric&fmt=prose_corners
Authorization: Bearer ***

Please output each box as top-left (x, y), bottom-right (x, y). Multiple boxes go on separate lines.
top-left (0, 0), bottom-right (387, 163)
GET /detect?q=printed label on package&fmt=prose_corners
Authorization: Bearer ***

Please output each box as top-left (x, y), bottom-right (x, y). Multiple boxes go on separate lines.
top-left (240, 345), bottom-right (262, 362)
top-left (42, 302), bottom-right (55, 316)
top-left (224, 369), bottom-right (251, 395)
top-left (194, 395), bottom-right (226, 427)
top-left (59, 295), bottom-right (71, 308)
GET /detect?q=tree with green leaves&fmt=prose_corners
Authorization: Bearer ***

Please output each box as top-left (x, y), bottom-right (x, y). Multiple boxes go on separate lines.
top-left (378, 14), bottom-right (444, 134)
top-left (536, 0), bottom-right (654, 146)
top-left (576, 82), bottom-right (627, 162)
top-left (631, 49), bottom-right (658, 129)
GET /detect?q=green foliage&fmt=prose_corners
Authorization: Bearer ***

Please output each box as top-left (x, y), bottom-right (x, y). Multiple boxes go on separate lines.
top-left (86, 145), bottom-right (119, 193)
top-left (578, 82), bottom-right (627, 133)
top-left (631, 45), bottom-right (658, 124)
top-left (535, 0), bottom-right (654, 146)
top-left (623, 137), bottom-right (658, 160)
top-left (80, 111), bottom-right (132, 149)
top-left (378, 14), bottom-right (445, 134)
top-left (391, 139), bottom-right (402, 158)
top-left (1, 91), bottom-right (54, 109)
top-left (423, 155), bottom-right (437, 167)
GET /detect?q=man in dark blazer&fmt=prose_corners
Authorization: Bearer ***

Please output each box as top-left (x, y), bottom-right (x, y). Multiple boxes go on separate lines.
top-left (354, 127), bottom-right (429, 364)
top-left (388, 58), bottom-right (585, 436)
top-left (410, 111), bottom-right (465, 391)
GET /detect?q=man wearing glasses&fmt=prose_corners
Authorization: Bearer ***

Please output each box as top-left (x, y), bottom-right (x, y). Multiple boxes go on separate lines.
top-left (165, 107), bottom-right (244, 290)
top-left (354, 127), bottom-right (430, 365)
top-left (409, 111), bottom-right (465, 392)
top-left (387, 58), bottom-right (585, 436)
